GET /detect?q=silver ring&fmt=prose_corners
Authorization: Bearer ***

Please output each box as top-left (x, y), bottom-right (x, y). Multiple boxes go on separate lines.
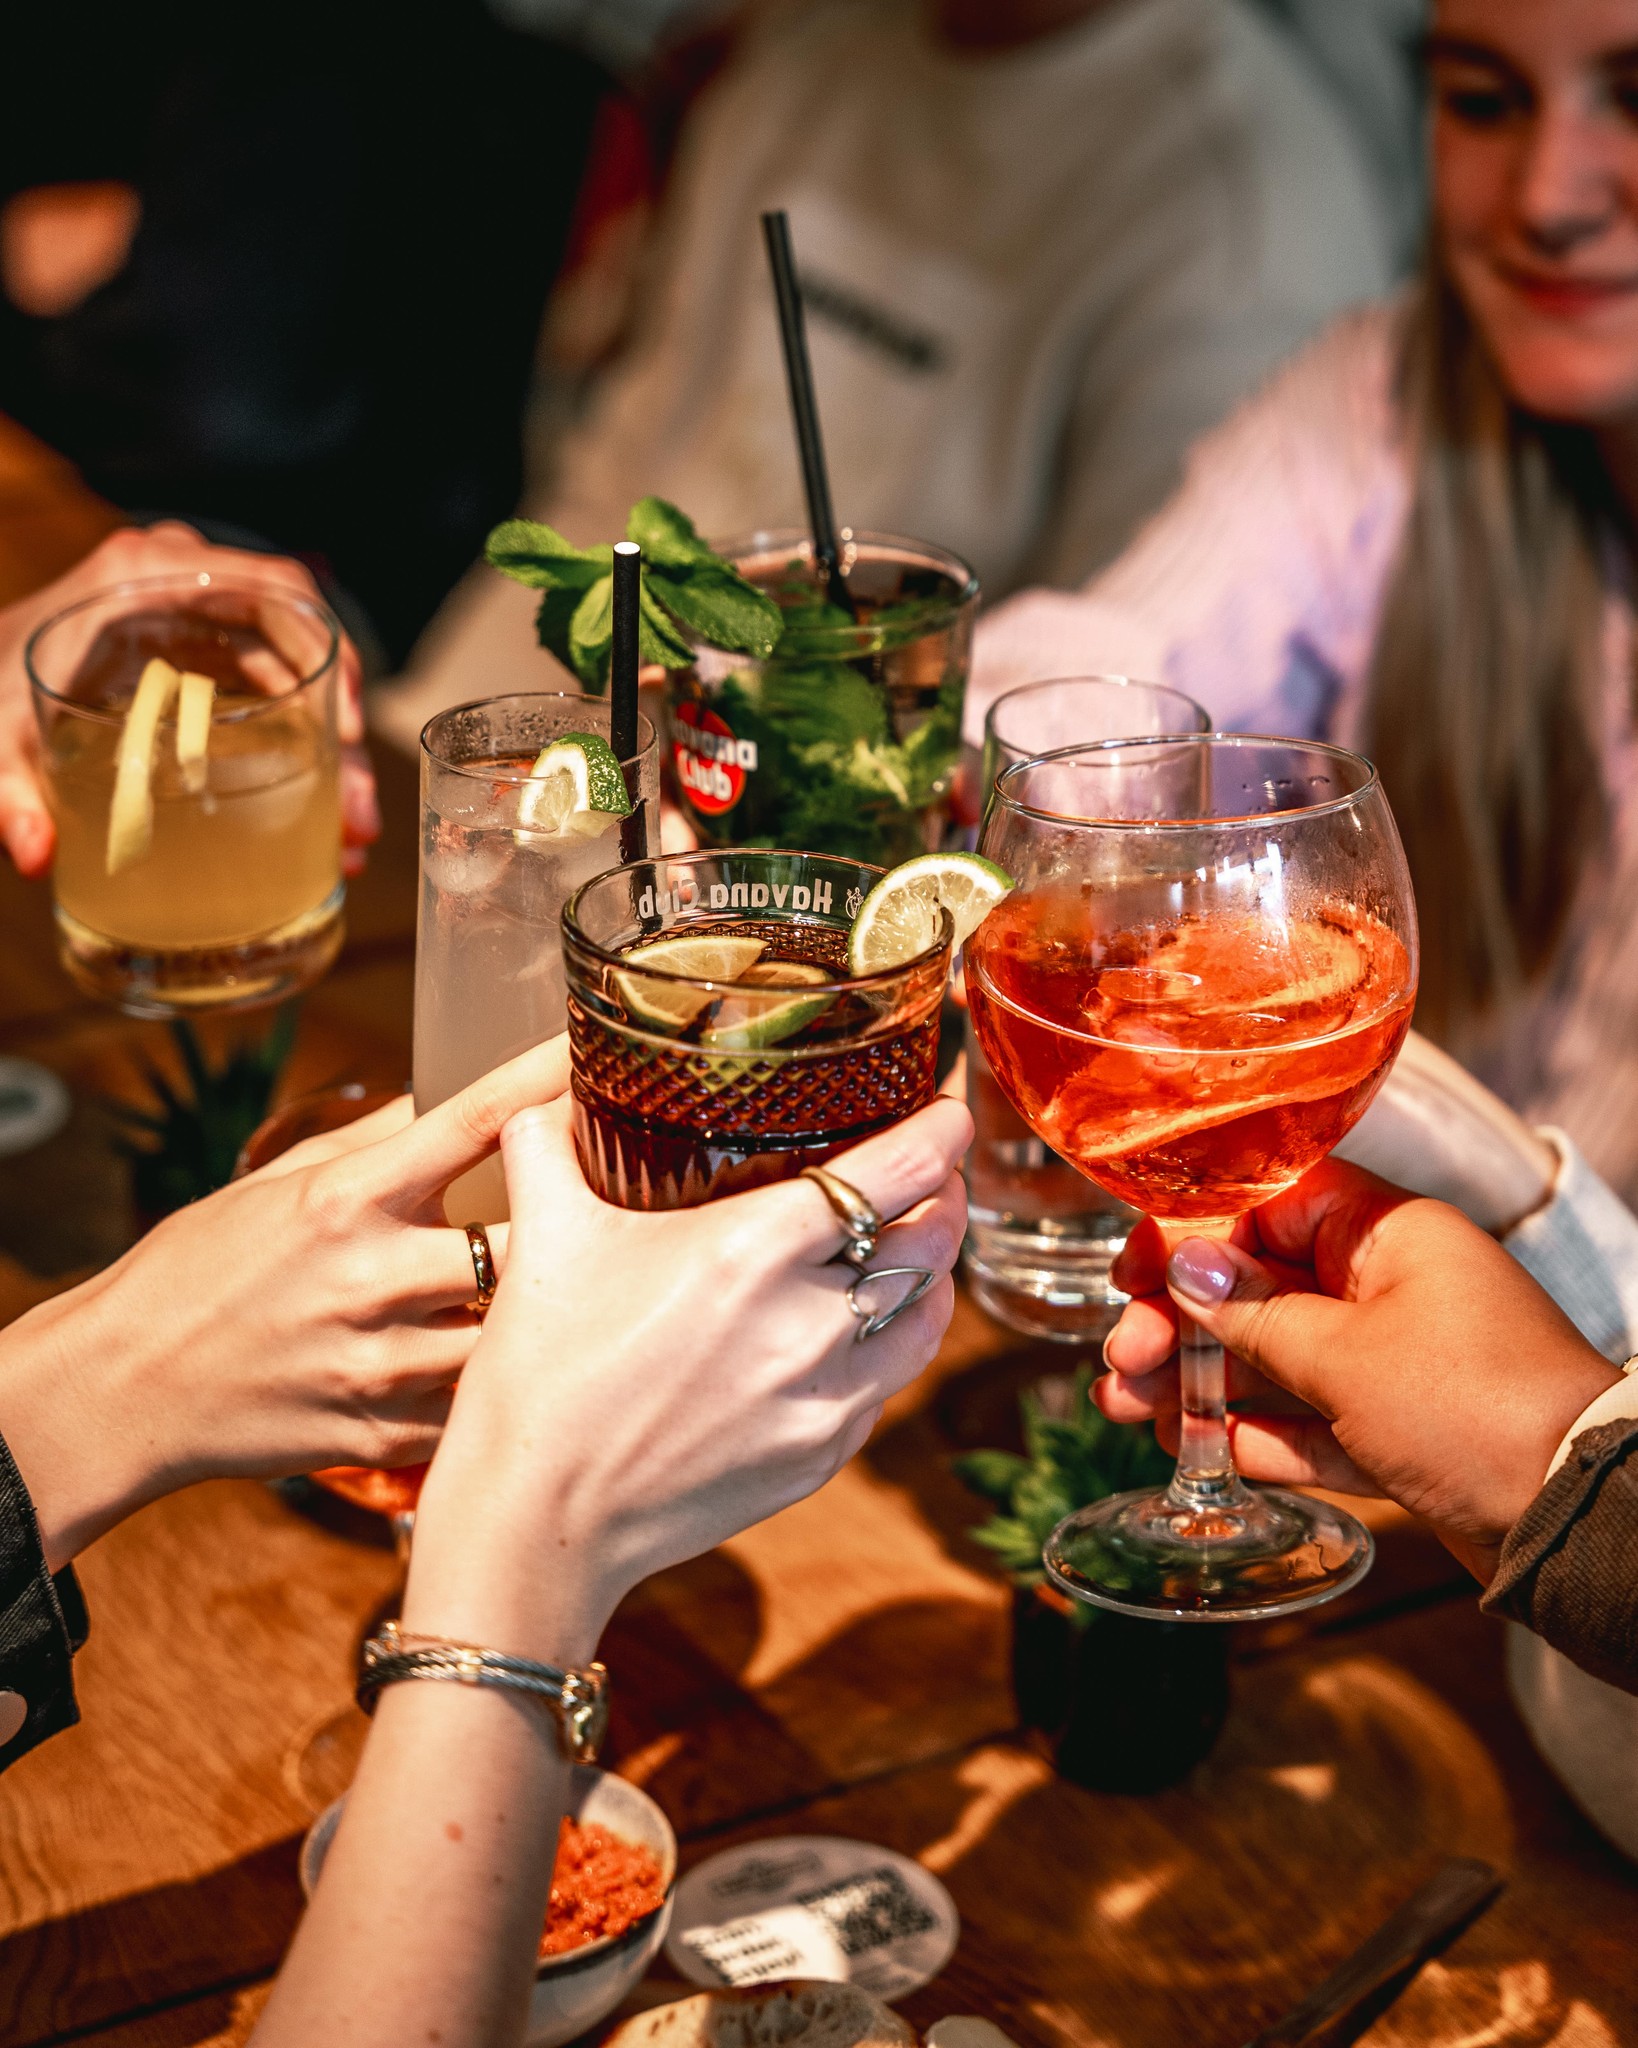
top-left (800, 1165), bottom-right (883, 1272)
top-left (847, 1267), bottom-right (937, 1343)
top-left (464, 1222), bottom-right (497, 1312)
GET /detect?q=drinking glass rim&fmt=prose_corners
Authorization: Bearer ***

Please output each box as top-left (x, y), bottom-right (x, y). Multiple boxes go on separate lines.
top-left (710, 525), bottom-right (979, 639)
top-left (562, 847), bottom-right (954, 994)
top-left (25, 572), bottom-right (341, 721)
top-left (421, 692), bottom-right (658, 782)
top-left (984, 673), bottom-right (1210, 750)
top-left (990, 733), bottom-right (1380, 830)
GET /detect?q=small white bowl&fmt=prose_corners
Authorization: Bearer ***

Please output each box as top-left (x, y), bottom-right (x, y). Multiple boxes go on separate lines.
top-left (300, 1763), bottom-right (677, 2047)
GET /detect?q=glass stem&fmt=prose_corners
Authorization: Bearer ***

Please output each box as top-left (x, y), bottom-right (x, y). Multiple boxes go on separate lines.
top-left (1166, 1307), bottom-right (1253, 1512)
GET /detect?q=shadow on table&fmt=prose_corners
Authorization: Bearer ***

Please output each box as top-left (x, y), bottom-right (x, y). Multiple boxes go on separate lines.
top-left (0, 1835), bottom-right (302, 2045)
top-left (861, 1336), bottom-right (1072, 1566)
top-left (600, 1545), bottom-right (1012, 1838)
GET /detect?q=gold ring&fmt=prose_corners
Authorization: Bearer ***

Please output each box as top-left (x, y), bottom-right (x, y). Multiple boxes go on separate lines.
top-left (800, 1165), bottom-right (883, 1272)
top-left (464, 1222), bottom-right (497, 1312)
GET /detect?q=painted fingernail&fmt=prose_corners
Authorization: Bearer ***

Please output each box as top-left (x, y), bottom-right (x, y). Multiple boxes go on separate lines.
top-left (1167, 1239), bottom-right (1236, 1305)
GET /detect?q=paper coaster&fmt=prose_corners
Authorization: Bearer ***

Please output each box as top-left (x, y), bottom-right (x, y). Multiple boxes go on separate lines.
top-left (0, 1059), bottom-right (69, 1158)
top-left (665, 1835), bottom-right (959, 2001)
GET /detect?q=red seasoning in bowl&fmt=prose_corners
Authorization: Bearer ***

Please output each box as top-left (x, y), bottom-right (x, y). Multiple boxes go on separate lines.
top-left (541, 1816), bottom-right (667, 1959)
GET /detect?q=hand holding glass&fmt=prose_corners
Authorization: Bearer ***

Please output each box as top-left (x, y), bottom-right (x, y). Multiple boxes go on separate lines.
top-left (27, 573), bottom-right (345, 1014)
top-left (963, 675), bottom-right (1209, 1339)
top-left (966, 737), bottom-right (1417, 1619)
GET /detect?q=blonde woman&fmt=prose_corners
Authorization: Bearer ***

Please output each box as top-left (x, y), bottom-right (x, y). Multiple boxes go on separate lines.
top-left (974, 0), bottom-right (1638, 1289)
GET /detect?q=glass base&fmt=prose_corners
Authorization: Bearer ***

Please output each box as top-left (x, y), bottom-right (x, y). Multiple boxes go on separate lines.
top-left (55, 886), bottom-right (345, 1017)
top-left (962, 1217), bottom-right (1130, 1343)
top-left (1044, 1484), bottom-right (1375, 1623)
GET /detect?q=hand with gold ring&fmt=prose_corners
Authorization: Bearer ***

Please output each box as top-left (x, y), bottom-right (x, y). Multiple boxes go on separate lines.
top-left (0, 1037), bottom-right (580, 1574)
top-left (212, 1083), bottom-right (971, 2047)
top-left (463, 1224), bottom-right (498, 1312)
top-left (799, 1164), bottom-right (940, 1342)
top-left (404, 1093), bottom-right (972, 1659)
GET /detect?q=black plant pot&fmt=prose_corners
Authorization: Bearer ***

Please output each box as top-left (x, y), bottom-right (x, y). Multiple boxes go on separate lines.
top-left (1012, 1582), bottom-right (1230, 1793)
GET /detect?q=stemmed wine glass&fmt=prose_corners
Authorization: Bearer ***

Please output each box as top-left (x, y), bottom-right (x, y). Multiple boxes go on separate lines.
top-left (967, 736), bottom-right (1418, 1619)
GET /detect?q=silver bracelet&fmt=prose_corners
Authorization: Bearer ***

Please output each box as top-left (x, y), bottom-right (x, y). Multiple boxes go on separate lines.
top-left (357, 1622), bottom-right (609, 1763)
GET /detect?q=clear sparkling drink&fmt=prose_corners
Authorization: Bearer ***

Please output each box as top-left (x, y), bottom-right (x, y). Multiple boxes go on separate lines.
top-left (413, 696), bottom-right (658, 1223)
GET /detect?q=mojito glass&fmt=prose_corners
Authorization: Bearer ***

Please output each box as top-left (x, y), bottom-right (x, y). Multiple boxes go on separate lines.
top-left (667, 530), bottom-right (977, 866)
top-left (564, 849), bottom-right (951, 1210)
top-left (27, 573), bottom-right (344, 1015)
top-left (414, 693), bottom-right (659, 1224)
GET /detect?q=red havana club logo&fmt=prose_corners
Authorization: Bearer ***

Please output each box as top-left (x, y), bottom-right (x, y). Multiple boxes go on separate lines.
top-left (673, 700), bottom-right (757, 816)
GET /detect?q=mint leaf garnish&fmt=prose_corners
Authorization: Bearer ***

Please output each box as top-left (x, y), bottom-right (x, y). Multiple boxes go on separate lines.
top-left (659, 562), bottom-right (785, 655)
top-left (532, 583), bottom-right (586, 664)
top-left (637, 581), bottom-right (696, 669)
top-left (625, 495), bottom-right (718, 570)
top-left (484, 498), bottom-right (781, 690)
top-left (568, 577), bottom-right (615, 687)
top-left (485, 520), bottom-right (609, 589)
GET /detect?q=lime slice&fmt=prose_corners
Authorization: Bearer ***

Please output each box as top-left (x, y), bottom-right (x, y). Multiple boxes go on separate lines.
top-left (106, 657), bottom-right (181, 876)
top-left (175, 670), bottom-right (216, 795)
top-left (700, 960), bottom-right (835, 1051)
top-left (614, 932), bottom-right (766, 1032)
top-left (517, 732), bottom-right (633, 840)
top-left (848, 852), bottom-right (1014, 974)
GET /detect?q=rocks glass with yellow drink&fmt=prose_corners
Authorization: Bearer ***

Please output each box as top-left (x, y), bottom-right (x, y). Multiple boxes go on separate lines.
top-left (27, 573), bottom-right (345, 1015)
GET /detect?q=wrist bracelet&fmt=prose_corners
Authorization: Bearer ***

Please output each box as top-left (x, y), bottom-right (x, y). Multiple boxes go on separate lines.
top-left (357, 1622), bottom-right (609, 1763)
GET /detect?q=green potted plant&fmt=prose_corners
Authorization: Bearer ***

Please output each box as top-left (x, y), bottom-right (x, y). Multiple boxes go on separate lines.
top-left (109, 1007), bottom-right (298, 1221)
top-left (956, 1371), bottom-right (1230, 1792)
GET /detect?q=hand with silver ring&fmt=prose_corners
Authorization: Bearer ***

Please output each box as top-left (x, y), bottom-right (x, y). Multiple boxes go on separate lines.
top-left (847, 1267), bottom-right (940, 1342)
top-left (799, 1165), bottom-right (938, 1341)
top-left (408, 1092), bottom-right (973, 1660)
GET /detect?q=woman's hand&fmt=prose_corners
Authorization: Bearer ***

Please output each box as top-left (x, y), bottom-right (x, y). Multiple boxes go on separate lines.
top-left (0, 522), bottom-right (378, 876)
top-left (0, 1038), bottom-right (575, 1571)
top-left (1099, 1160), bottom-right (1620, 1582)
top-left (405, 1095), bottom-right (973, 1663)
top-left (257, 1090), bottom-right (970, 2048)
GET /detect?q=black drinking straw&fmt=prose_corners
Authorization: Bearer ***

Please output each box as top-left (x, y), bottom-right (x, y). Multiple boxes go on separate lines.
top-left (761, 210), bottom-right (855, 617)
top-left (610, 540), bottom-right (646, 859)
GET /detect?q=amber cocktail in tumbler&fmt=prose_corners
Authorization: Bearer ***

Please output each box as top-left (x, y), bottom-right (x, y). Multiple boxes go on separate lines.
top-left (967, 737), bottom-right (1417, 1620)
top-left (563, 850), bottom-right (951, 1210)
top-left (28, 574), bottom-right (344, 1016)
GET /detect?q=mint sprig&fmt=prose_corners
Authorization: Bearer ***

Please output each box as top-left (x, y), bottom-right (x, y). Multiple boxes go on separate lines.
top-left (485, 497), bottom-right (781, 691)
top-left (954, 1370), bottom-right (1172, 1595)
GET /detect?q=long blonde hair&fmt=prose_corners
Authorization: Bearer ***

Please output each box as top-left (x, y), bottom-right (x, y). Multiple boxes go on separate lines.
top-left (1365, 263), bottom-right (1614, 1043)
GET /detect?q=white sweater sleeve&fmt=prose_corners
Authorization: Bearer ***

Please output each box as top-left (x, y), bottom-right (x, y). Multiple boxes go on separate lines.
top-left (966, 306), bottom-right (1408, 745)
top-left (1338, 1036), bottom-right (1638, 1362)
top-left (1508, 1132), bottom-right (1638, 1365)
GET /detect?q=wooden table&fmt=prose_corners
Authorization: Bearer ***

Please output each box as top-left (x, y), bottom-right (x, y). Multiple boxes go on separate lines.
top-left (0, 438), bottom-right (1634, 2048)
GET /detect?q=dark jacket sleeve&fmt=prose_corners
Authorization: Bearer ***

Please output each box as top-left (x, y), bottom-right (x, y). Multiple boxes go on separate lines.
top-left (0, 1429), bottom-right (87, 1771)
top-left (1480, 1416), bottom-right (1638, 1695)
